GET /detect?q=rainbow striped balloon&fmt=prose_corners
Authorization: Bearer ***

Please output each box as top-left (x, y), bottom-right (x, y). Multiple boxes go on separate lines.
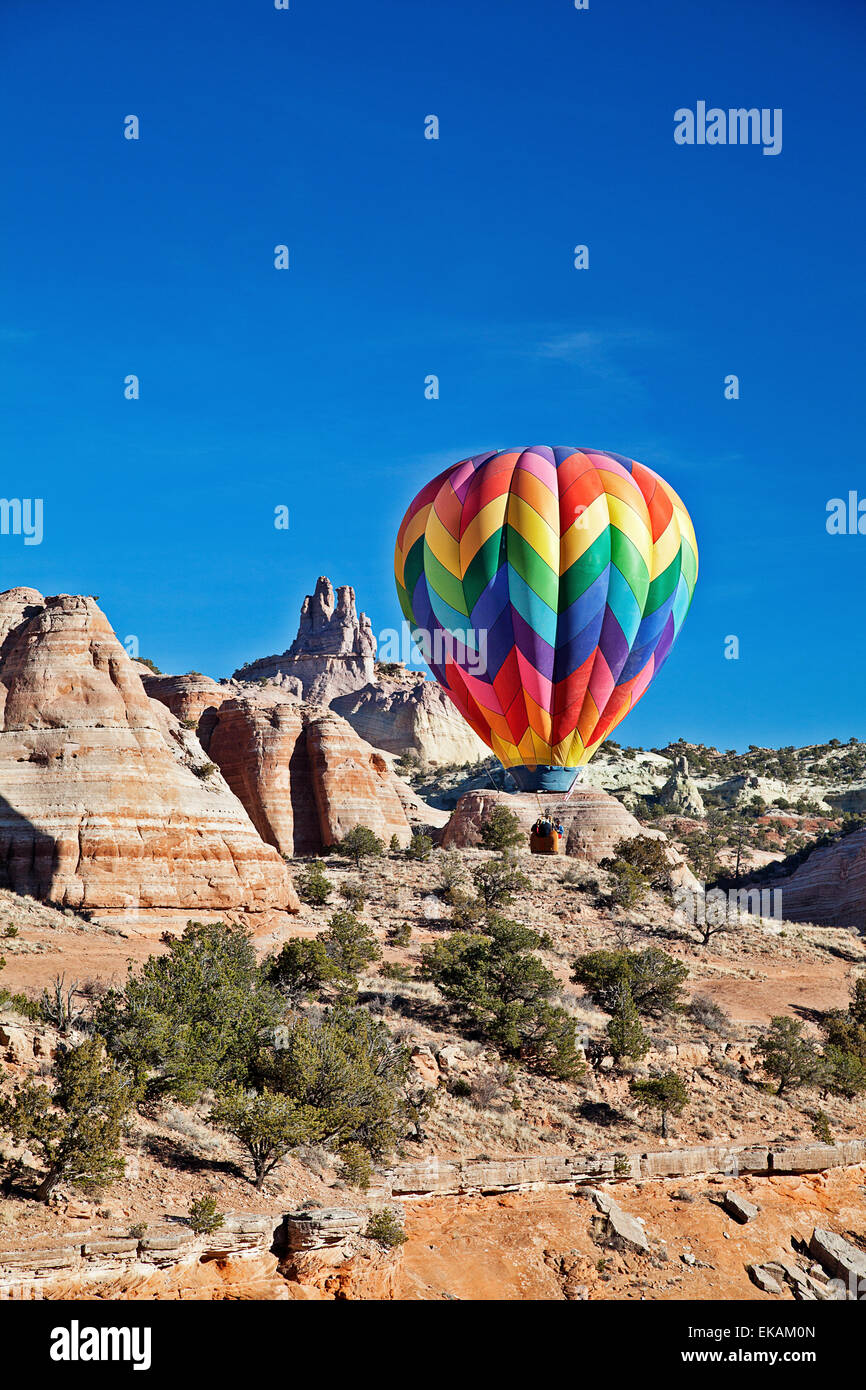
top-left (394, 446), bottom-right (698, 792)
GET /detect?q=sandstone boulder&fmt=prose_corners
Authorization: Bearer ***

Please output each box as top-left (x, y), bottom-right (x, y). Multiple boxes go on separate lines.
top-left (657, 755), bottom-right (705, 818)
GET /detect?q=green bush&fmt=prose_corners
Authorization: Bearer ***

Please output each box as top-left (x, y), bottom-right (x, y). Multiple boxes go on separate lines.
top-left (337, 1142), bottom-right (373, 1189)
top-left (188, 1195), bottom-right (224, 1234)
top-left (471, 854), bottom-right (531, 909)
top-left (339, 827), bottom-right (384, 865)
top-left (0, 1037), bottom-right (139, 1202)
top-left (321, 911), bottom-right (382, 999)
top-left (256, 1008), bottom-right (411, 1159)
top-left (209, 1087), bottom-right (311, 1190)
top-left (338, 880), bottom-right (366, 912)
top-left (95, 921), bottom-right (285, 1102)
top-left (421, 917), bottom-right (583, 1080)
top-left (480, 807), bottom-right (523, 851)
top-left (364, 1209), bottom-right (407, 1248)
top-left (629, 1072), bottom-right (689, 1137)
top-left (571, 948), bottom-right (688, 1018)
top-left (407, 833), bottom-right (433, 862)
top-left (606, 989), bottom-right (651, 1065)
top-left (266, 938), bottom-right (341, 1002)
top-left (296, 861), bottom-right (334, 906)
top-left (755, 1016), bottom-right (819, 1096)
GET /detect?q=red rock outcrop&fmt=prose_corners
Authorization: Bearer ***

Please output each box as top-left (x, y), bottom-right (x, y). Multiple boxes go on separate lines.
top-left (0, 589), bottom-right (298, 913)
top-left (198, 696), bottom-right (412, 856)
top-left (304, 712), bottom-right (412, 850)
top-left (141, 672), bottom-right (229, 725)
top-left (441, 787), bottom-right (698, 885)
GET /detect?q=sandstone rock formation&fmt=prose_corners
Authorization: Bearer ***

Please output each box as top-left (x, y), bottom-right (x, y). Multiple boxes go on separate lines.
top-left (228, 576), bottom-right (487, 768)
top-left (140, 671), bottom-right (231, 725)
top-left (440, 787), bottom-right (699, 888)
top-left (763, 828), bottom-right (866, 930)
top-left (332, 670), bottom-right (489, 768)
top-left (657, 754), bottom-right (705, 817)
top-left (0, 589), bottom-right (298, 913)
top-left (233, 576), bottom-right (376, 702)
top-left (198, 694), bottom-right (412, 857)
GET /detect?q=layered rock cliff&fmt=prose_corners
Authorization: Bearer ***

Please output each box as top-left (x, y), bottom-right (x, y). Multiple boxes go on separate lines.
top-left (0, 589), bottom-right (298, 913)
top-left (198, 695), bottom-right (412, 857)
top-left (230, 577), bottom-right (488, 768)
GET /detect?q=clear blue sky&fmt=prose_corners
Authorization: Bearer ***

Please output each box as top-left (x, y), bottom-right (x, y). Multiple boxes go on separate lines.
top-left (1, 0), bottom-right (864, 752)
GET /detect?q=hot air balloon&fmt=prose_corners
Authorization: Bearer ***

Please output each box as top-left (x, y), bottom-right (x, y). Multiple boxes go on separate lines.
top-left (394, 446), bottom-right (698, 793)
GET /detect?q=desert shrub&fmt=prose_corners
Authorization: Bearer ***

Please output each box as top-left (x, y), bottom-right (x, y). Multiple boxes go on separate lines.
top-left (480, 807), bottom-right (523, 851)
top-left (407, 833), bottom-right (433, 862)
top-left (571, 948), bottom-right (687, 1018)
top-left (0, 957), bottom-right (41, 1022)
top-left (388, 922), bottom-right (412, 947)
top-left (95, 921), bottom-right (285, 1102)
top-left (296, 861), bottom-right (334, 906)
top-left (421, 917), bottom-right (583, 1080)
top-left (338, 880), bottom-right (366, 912)
top-left (188, 1195), bottom-right (224, 1234)
top-left (379, 962), bottom-right (413, 983)
top-left (811, 1110), bottom-right (834, 1144)
top-left (339, 826), bottom-right (384, 865)
top-left (437, 850), bottom-right (466, 901)
top-left (192, 761), bottom-right (218, 780)
top-left (471, 854), bottom-right (531, 909)
top-left (629, 1072), bottom-right (690, 1137)
top-left (364, 1209), bottom-right (407, 1247)
top-left (687, 995), bottom-right (731, 1036)
top-left (265, 938), bottom-right (341, 1002)
top-left (209, 1087), bottom-right (311, 1190)
top-left (602, 835), bottom-right (671, 889)
top-left (255, 1008), bottom-right (411, 1159)
top-left (320, 911), bottom-right (382, 999)
top-left (605, 988), bottom-right (651, 1065)
top-left (448, 891), bottom-right (488, 931)
top-left (448, 1077), bottom-right (472, 1098)
top-left (755, 1016), bottom-right (820, 1096)
top-left (819, 1045), bottom-right (866, 1099)
top-left (337, 1141), bottom-right (373, 1189)
top-left (0, 1037), bottom-right (139, 1202)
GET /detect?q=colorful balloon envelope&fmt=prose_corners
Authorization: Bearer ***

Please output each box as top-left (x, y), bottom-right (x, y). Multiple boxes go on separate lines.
top-left (394, 446), bottom-right (698, 792)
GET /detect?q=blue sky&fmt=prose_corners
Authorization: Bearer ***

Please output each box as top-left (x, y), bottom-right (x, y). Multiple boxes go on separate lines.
top-left (1, 0), bottom-right (864, 752)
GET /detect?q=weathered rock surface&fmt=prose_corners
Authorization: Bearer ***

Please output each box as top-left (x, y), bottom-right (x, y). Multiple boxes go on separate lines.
top-left (198, 695), bottom-right (412, 857)
top-left (657, 755), bottom-right (705, 818)
top-left (722, 1191), bottom-right (760, 1224)
top-left (141, 672), bottom-right (231, 725)
top-left (0, 589), bottom-right (298, 913)
top-left (765, 830), bottom-right (866, 931)
top-left (227, 576), bottom-right (486, 768)
top-left (233, 576), bottom-right (376, 702)
top-left (747, 1264), bottom-right (783, 1295)
top-left (586, 1188), bottom-right (650, 1253)
top-left (809, 1227), bottom-right (866, 1285)
top-left (332, 673), bottom-right (489, 768)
